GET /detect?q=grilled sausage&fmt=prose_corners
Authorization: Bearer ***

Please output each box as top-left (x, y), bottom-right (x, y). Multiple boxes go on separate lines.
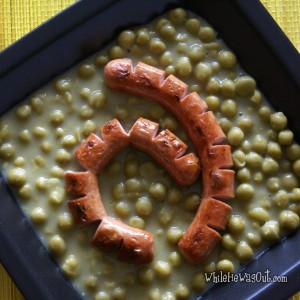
top-left (104, 59), bottom-right (235, 264)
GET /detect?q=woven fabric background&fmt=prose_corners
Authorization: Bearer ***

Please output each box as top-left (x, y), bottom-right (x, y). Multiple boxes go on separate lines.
top-left (0, 0), bottom-right (299, 299)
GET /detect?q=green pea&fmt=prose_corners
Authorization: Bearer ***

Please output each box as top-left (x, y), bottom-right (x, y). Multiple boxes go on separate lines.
top-left (62, 255), bottom-right (80, 278)
top-left (166, 227), bottom-right (183, 244)
top-left (282, 173), bottom-right (298, 191)
top-left (0, 143), bottom-right (15, 160)
top-left (227, 127), bottom-right (245, 147)
top-left (160, 24), bottom-right (176, 41)
top-left (285, 144), bottom-right (300, 161)
top-left (184, 193), bottom-right (200, 212)
top-left (251, 135), bottom-right (267, 153)
top-left (205, 95), bottom-right (220, 112)
top-left (278, 130), bottom-right (294, 146)
top-left (149, 38), bottom-right (166, 54)
top-left (261, 220), bottom-right (280, 241)
top-left (175, 57), bottom-right (192, 77)
top-left (49, 235), bottom-right (66, 256)
top-left (194, 62), bottom-right (212, 82)
top-left (191, 272), bottom-right (206, 291)
top-left (57, 212), bottom-right (73, 231)
top-left (16, 104), bottom-right (32, 120)
top-left (158, 207), bottom-right (173, 226)
top-left (128, 216), bottom-right (145, 229)
top-left (267, 141), bottom-right (282, 160)
top-left (169, 251), bottom-right (181, 267)
top-left (221, 234), bottom-right (237, 250)
top-left (154, 261), bottom-right (171, 278)
top-left (136, 29), bottom-right (150, 45)
top-left (136, 196), bottom-right (153, 216)
top-left (199, 26), bottom-right (215, 43)
top-left (246, 232), bottom-right (262, 247)
top-left (267, 177), bottom-right (281, 192)
top-left (118, 30), bottom-right (136, 49)
top-left (49, 109), bottom-right (64, 125)
top-left (55, 78), bottom-right (71, 93)
top-left (109, 45), bottom-right (125, 59)
top-left (292, 159), bottom-right (300, 177)
top-left (159, 51), bottom-right (173, 67)
top-left (218, 50), bottom-right (237, 69)
top-left (279, 210), bottom-right (299, 230)
top-left (7, 168), bottom-right (26, 187)
top-left (235, 241), bottom-right (253, 262)
top-left (188, 44), bottom-right (205, 62)
top-left (55, 149), bottom-right (71, 165)
top-left (236, 183), bottom-right (254, 201)
top-left (95, 291), bottom-right (110, 300)
top-left (205, 77), bottom-right (221, 94)
top-left (160, 116), bottom-right (178, 132)
top-left (219, 118), bottom-right (233, 134)
top-left (185, 18), bottom-right (201, 34)
top-left (13, 157), bottom-right (25, 167)
top-left (169, 8), bottom-right (187, 25)
top-left (246, 151), bottom-right (263, 169)
top-left (94, 55), bottom-right (109, 67)
top-left (250, 90), bottom-right (262, 106)
top-left (270, 112), bottom-right (287, 131)
top-left (235, 76), bottom-right (256, 97)
top-left (237, 168), bottom-right (251, 183)
top-left (49, 188), bottom-right (65, 205)
top-left (89, 90), bottom-right (106, 109)
top-left (262, 157), bottom-right (279, 175)
top-left (19, 183), bottom-right (32, 199)
top-left (273, 190), bottom-right (289, 208)
top-left (33, 126), bottom-right (48, 138)
top-left (30, 96), bottom-right (44, 114)
top-left (221, 99), bottom-right (237, 118)
top-left (221, 79), bottom-right (235, 97)
top-left (115, 201), bottom-right (130, 218)
top-left (79, 105), bottom-right (94, 119)
top-left (77, 63), bottom-right (96, 79)
top-left (166, 188), bottom-right (183, 204)
top-left (30, 207), bottom-right (47, 224)
top-left (175, 284), bottom-right (190, 299)
top-left (249, 207), bottom-right (270, 222)
top-left (232, 149), bottom-right (246, 169)
top-left (228, 215), bottom-right (245, 234)
top-left (216, 259), bottom-right (234, 273)
top-left (138, 266), bottom-right (153, 285)
top-left (258, 106), bottom-right (271, 122)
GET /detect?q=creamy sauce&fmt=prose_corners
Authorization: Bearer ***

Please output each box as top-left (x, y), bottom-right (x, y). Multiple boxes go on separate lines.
top-left (0, 8), bottom-right (299, 300)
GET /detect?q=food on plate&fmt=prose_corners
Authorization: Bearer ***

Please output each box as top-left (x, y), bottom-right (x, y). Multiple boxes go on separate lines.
top-left (0, 7), bottom-right (299, 300)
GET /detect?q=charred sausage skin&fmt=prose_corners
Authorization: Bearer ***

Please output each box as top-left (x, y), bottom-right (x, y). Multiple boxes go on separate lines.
top-left (104, 59), bottom-right (235, 264)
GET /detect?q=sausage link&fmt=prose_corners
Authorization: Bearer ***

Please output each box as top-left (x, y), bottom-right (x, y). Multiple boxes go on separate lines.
top-left (130, 118), bottom-right (200, 186)
top-left (92, 216), bottom-right (154, 264)
top-left (65, 171), bottom-right (106, 224)
top-left (178, 197), bottom-right (231, 264)
top-left (104, 59), bottom-right (235, 264)
top-left (65, 171), bottom-right (154, 263)
top-left (75, 117), bottom-right (200, 186)
top-left (75, 119), bottom-right (129, 174)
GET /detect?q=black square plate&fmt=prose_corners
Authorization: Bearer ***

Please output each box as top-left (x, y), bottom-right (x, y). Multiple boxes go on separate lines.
top-left (0, 1), bottom-right (299, 299)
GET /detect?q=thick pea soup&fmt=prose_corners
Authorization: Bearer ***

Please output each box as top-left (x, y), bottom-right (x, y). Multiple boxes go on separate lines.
top-left (1, 7), bottom-right (300, 300)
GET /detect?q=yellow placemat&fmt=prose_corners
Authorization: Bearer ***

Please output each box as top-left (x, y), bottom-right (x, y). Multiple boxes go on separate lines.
top-left (0, 1), bottom-right (299, 300)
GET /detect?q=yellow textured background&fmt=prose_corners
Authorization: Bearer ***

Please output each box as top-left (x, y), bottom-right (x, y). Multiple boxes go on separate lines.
top-left (0, 0), bottom-right (299, 299)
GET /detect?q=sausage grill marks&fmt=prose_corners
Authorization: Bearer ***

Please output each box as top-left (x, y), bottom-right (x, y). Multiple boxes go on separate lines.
top-left (75, 118), bottom-right (200, 186)
top-left (66, 58), bottom-right (234, 265)
top-left (104, 59), bottom-right (235, 264)
top-left (66, 118), bottom-right (200, 264)
top-left (65, 171), bottom-right (154, 264)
